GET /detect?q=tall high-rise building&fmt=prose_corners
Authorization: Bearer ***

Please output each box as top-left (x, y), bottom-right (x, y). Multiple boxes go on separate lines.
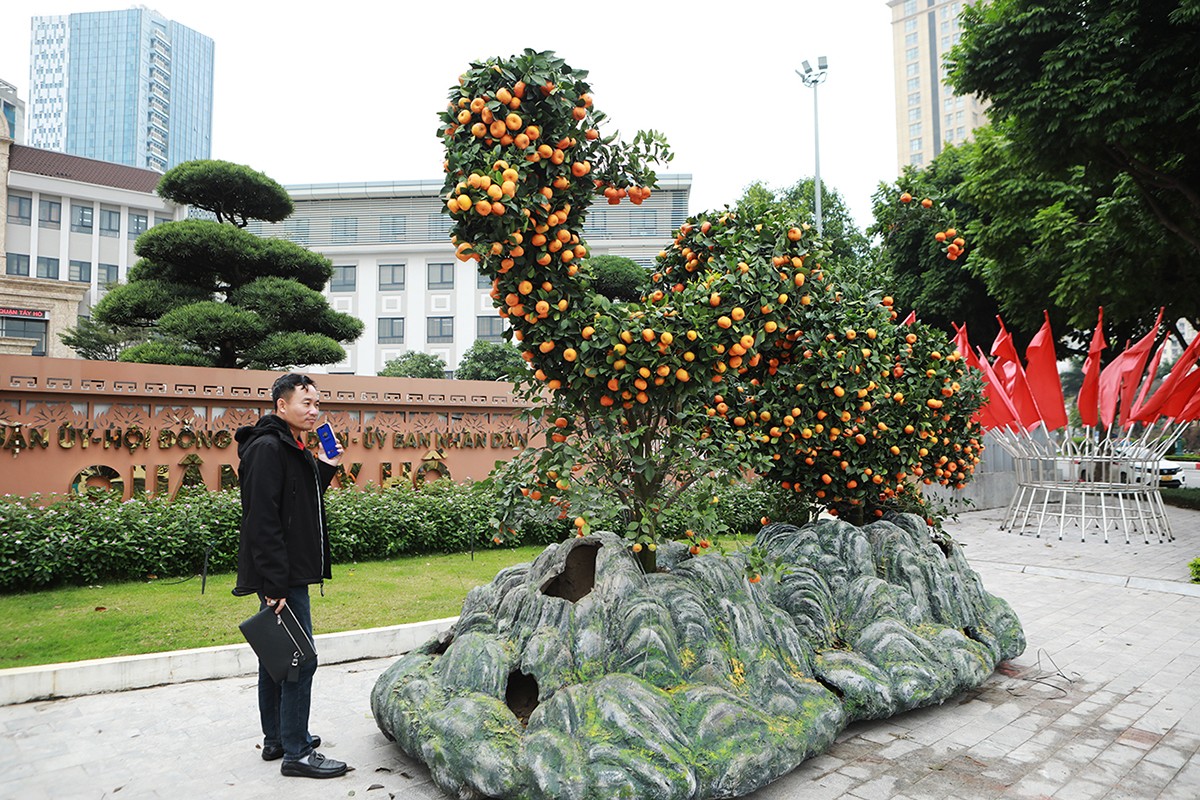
top-left (888, 0), bottom-right (987, 170)
top-left (27, 8), bottom-right (214, 172)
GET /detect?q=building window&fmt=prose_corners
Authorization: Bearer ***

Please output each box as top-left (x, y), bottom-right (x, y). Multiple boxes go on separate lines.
top-left (378, 317), bottom-right (405, 344)
top-left (0, 317), bottom-right (48, 356)
top-left (909, 123), bottom-right (923, 137)
top-left (99, 208), bottom-right (121, 237)
top-left (910, 137), bottom-right (923, 152)
top-left (333, 217), bottom-right (357, 242)
top-left (71, 204), bottom-right (94, 233)
top-left (908, 92), bottom-right (921, 107)
top-left (38, 198), bottom-right (62, 229)
top-left (428, 262), bottom-right (455, 290)
top-left (379, 263), bottom-right (406, 291)
top-left (909, 108), bottom-right (921, 122)
top-left (381, 215), bottom-right (407, 239)
top-left (6, 253), bottom-right (30, 276)
top-left (903, 0), bottom-right (917, 14)
top-left (69, 260), bottom-right (91, 283)
top-left (477, 316), bottom-right (505, 342)
top-left (427, 316), bottom-right (454, 343)
top-left (905, 47), bottom-right (919, 62)
top-left (7, 195), bottom-right (32, 225)
top-left (128, 213), bottom-right (148, 239)
top-left (905, 18), bottom-right (917, 32)
top-left (906, 77), bottom-right (920, 92)
top-left (906, 63), bottom-right (919, 77)
top-left (330, 265), bottom-right (357, 292)
top-left (155, 215), bottom-right (172, 227)
top-left (36, 256), bottom-right (60, 279)
top-left (905, 32), bottom-right (918, 47)
top-left (98, 263), bottom-right (119, 287)
top-left (477, 269), bottom-right (492, 290)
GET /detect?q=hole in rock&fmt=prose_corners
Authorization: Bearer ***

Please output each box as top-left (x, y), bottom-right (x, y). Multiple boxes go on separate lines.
top-left (814, 674), bottom-right (846, 699)
top-left (539, 541), bottom-right (599, 602)
top-left (430, 633), bottom-right (454, 656)
top-left (505, 669), bottom-right (540, 726)
top-left (962, 626), bottom-right (986, 644)
top-left (931, 534), bottom-right (954, 558)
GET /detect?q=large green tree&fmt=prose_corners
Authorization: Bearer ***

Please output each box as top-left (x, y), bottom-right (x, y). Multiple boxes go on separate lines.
top-left (380, 351), bottom-right (447, 379)
top-left (950, 0), bottom-right (1200, 261)
top-left (869, 142), bottom-right (1005, 349)
top-left (94, 160), bottom-right (363, 369)
top-left (454, 339), bottom-right (527, 381)
top-left (956, 125), bottom-right (1197, 350)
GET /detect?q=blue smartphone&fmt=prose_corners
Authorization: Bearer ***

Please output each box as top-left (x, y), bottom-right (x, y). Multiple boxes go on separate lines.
top-left (315, 422), bottom-right (339, 459)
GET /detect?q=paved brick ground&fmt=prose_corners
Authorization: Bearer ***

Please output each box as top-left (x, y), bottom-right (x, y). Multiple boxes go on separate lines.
top-left (2, 506), bottom-right (1198, 799)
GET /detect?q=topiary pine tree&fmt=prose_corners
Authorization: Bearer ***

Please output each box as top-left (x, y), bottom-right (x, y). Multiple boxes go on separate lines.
top-left (94, 160), bottom-right (363, 369)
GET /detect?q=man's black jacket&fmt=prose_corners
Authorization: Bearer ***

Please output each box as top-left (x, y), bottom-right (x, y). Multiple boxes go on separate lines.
top-left (232, 414), bottom-right (336, 599)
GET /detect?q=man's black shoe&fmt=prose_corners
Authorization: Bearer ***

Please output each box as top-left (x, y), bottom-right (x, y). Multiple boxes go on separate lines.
top-left (280, 751), bottom-right (348, 779)
top-left (261, 735), bottom-right (321, 761)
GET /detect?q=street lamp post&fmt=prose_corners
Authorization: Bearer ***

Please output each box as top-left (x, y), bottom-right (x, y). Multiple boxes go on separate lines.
top-left (796, 57), bottom-right (828, 236)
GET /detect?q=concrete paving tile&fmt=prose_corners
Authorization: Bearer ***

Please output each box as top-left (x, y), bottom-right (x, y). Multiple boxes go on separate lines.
top-left (1140, 742), bottom-right (1191, 770)
top-left (1048, 778), bottom-right (1110, 800)
top-left (847, 774), bottom-right (900, 800)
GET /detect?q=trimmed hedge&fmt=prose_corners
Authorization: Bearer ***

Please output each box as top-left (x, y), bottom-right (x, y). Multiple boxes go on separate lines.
top-left (1160, 487), bottom-right (1200, 511)
top-left (0, 479), bottom-right (812, 593)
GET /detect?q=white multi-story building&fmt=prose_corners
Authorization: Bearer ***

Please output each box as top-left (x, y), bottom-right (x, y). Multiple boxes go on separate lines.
top-left (247, 175), bottom-right (692, 376)
top-left (0, 125), bottom-right (184, 357)
top-left (888, 0), bottom-right (988, 170)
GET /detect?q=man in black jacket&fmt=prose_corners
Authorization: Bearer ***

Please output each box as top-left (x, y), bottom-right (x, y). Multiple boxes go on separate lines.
top-left (234, 373), bottom-right (349, 779)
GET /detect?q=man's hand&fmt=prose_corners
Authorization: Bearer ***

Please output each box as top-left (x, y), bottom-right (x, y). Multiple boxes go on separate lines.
top-left (316, 439), bottom-right (343, 467)
top-left (265, 596), bottom-right (287, 615)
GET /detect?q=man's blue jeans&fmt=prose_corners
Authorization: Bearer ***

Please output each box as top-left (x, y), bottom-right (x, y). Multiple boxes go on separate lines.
top-left (257, 585), bottom-right (318, 762)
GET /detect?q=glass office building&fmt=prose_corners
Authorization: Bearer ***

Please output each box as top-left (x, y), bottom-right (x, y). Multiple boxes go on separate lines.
top-left (27, 8), bottom-right (214, 172)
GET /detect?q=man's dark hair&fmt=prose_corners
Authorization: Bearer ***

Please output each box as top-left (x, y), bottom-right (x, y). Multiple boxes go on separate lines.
top-left (271, 373), bottom-right (318, 404)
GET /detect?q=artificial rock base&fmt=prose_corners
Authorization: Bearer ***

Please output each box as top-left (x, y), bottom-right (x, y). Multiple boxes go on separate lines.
top-left (371, 515), bottom-right (1025, 799)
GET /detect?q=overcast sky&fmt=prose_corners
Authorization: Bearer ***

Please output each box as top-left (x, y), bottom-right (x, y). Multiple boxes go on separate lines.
top-left (1, 0), bottom-right (901, 229)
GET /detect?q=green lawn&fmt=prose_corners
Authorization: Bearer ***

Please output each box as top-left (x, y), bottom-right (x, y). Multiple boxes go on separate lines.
top-left (0, 546), bottom-right (548, 670)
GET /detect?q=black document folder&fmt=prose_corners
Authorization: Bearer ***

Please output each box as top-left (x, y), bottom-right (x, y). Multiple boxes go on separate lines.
top-left (238, 604), bottom-right (317, 683)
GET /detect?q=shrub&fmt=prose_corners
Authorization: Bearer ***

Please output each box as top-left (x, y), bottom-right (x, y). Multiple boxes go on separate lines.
top-left (0, 480), bottom-right (574, 592)
top-left (1160, 487), bottom-right (1200, 511)
top-left (1191, 557), bottom-right (1200, 584)
top-left (0, 475), bottom-right (807, 592)
top-left (588, 254), bottom-right (647, 302)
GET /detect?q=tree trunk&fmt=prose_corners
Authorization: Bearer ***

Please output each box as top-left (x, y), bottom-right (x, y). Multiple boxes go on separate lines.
top-left (635, 546), bottom-right (657, 574)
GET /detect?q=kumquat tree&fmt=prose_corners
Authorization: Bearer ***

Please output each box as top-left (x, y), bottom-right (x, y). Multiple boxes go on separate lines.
top-left (370, 51), bottom-right (1024, 800)
top-left (443, 50), bottom-right (986, 574)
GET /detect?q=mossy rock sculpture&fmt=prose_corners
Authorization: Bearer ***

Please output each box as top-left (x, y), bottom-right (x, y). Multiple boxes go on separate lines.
top-left (372, 514), bottom-right (1023, 799)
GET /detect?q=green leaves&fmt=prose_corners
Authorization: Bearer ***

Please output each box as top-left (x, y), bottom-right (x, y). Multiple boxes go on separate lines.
top-left (380, 351), bottom-right (448, 379)
top-left (156, 159), bottom-right (293, 227)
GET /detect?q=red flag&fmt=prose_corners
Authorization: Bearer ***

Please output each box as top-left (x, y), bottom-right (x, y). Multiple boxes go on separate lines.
top-left (1160, 368), bottom-right (1200, 421)
top-left (902, 310), bottom-right (916, 326)
top-left (1133, 330), bottom-right (1200, 423)
top-left (1117, 309), bottom-right (1163, 427)
top-left (1132, 339), bottom-right (1168, 417)
top-left (975, 347), bottom-right (1021, 430)
top-left (1176, 373), bottom-right (1200, 422)
top-left (1077, 308), bottom-right (1106, 427)
top-left (1098, 349), bottom-right (1129, 429)
top-left (1023, 312), bottom-right (1068, 431)
top-left (952, 322), bottom-right (982, 372)
top-left (990, 318), bottom-right (1043, 430)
